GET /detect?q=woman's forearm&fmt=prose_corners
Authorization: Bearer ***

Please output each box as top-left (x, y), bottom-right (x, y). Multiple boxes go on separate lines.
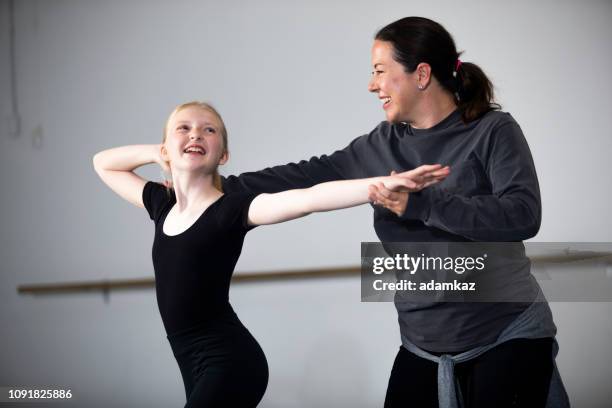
top-left (93, 144), bottom-right (161, 172)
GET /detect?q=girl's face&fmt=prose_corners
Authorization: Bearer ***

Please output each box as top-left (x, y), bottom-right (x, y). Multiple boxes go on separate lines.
top-left (367, 40), bottom-right (420, 123)
top-left (162, 106), bottom-right (227, 174)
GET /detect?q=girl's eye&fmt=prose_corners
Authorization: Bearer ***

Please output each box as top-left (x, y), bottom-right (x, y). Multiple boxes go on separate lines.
top-left (205, 127), bottom-right (216, 133)
top-left (177, 125), bottom-right (189, 131)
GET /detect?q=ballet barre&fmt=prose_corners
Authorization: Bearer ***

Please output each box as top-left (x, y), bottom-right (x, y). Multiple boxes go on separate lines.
top-left (16, 250), bottom-right (612, 297)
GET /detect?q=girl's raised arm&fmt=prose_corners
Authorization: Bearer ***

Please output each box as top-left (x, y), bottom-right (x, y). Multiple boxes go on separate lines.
top-left (93, 144), bottom-right (167, 208)
top-left (248, 165), bottom-right (449, 226)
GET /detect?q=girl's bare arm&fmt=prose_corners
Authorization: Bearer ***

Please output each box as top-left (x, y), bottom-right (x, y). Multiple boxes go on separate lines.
top-left (93, 144), bottom-right (167, 208)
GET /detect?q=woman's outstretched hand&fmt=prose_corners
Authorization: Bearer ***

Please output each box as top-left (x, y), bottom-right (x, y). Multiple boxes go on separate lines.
top-left (369, 164), bottom-right (450, 216)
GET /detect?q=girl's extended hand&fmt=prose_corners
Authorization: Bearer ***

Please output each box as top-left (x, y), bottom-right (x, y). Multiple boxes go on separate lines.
top-left (369, 164), bottom-right (450, 216)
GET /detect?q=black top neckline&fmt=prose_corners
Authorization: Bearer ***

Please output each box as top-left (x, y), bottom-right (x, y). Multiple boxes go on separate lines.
top-left (161, 194), bottom-right (226, 238)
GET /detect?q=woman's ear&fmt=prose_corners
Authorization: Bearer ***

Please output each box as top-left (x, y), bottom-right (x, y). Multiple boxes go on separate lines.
top-left (416, 62), bottom-right (432, 87)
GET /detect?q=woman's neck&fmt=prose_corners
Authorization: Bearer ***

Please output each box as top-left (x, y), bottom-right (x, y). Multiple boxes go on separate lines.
top-left (170, 170), bottom-right (222, 212)
top-left (410, 88), bottom-right (457, 130)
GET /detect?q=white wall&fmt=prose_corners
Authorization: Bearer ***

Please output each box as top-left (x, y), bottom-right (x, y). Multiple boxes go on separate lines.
top-left (1, 0), bottom-right (611, 406)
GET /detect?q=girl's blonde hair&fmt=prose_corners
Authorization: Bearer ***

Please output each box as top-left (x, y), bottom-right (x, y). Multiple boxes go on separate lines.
top-left (162, 101), bottom-right (229, 192)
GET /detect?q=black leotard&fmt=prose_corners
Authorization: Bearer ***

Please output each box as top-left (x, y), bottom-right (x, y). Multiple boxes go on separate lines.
top-left (142, 181), bottom-right (268, 407)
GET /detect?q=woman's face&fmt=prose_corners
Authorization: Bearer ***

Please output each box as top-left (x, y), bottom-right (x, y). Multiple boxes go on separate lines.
top-left (368, 40), bottom-right (420, 123)
top-left (162, 106), bottom-right (227, 173)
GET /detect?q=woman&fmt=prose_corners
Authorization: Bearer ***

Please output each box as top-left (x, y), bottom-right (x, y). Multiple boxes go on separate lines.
top-left (222, 17), bottom-right (569, 407)
top-left (92, 101), bottom-right (446, 407)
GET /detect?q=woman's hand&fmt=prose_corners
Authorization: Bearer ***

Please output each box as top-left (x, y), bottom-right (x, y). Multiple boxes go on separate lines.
top-left (369, 164), bottom-right (450, 216)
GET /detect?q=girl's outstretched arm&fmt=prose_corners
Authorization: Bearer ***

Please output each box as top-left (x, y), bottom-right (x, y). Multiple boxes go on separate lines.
top-left (247, 164), bottom-right (449, 226)
top-left (93, 144), bottom-right (167, 208)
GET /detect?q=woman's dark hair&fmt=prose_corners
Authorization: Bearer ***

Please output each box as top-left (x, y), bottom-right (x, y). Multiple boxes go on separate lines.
top-left (375, 17), bottom-right (501, 123)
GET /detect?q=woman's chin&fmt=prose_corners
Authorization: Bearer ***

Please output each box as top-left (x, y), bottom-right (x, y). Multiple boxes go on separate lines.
top-left (385, 114), bottom-right (400, 124)
top-left (384, 109), bottom-right (400, 123)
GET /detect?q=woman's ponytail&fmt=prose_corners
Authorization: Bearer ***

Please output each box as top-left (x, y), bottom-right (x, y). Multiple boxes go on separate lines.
top-left (454, 61), bottom-right (501, 122)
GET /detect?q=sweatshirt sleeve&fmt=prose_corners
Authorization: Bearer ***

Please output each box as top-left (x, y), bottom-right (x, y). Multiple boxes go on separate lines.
top-left (401, 121), bottom-right (541, 241)
top-left (221, 133), bottom-right (372, 194)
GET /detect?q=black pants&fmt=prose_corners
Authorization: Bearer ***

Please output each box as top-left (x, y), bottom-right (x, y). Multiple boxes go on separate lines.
top-left (168, 315), bottom-right (268, 408)
top-left (384, 338), bottom-right (553, 408)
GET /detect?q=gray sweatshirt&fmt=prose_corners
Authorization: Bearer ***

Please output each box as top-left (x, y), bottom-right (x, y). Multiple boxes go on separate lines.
top-left (222, 108), bottom-right (543, 351)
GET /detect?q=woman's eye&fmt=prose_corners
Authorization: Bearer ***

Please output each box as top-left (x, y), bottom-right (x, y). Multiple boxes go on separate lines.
top-left (205, 127), bottom-right (216, 133)
top-left (177, 125), bottom-right (189, 131)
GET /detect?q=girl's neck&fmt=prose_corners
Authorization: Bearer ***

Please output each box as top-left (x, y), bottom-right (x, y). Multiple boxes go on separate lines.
top-left (170, 170), bottom-right (222, 212)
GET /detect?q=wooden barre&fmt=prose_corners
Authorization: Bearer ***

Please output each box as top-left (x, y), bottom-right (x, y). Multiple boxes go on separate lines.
top-left (17, 266), bottom-right (360, 295)
top-left (16, 251), bottom-right (612, 295)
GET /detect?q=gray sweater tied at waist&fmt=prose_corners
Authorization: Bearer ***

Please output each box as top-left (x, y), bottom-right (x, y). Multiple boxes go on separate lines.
top-left (401, 297), bottom-right (570, 408)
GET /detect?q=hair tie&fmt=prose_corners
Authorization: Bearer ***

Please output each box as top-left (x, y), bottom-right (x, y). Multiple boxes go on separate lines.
top-left (455, 59), bottom-right (463, 72)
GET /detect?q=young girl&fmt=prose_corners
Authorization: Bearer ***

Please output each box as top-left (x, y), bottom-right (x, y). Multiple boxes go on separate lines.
top-left (92, 101), bottom-right (448, 407)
